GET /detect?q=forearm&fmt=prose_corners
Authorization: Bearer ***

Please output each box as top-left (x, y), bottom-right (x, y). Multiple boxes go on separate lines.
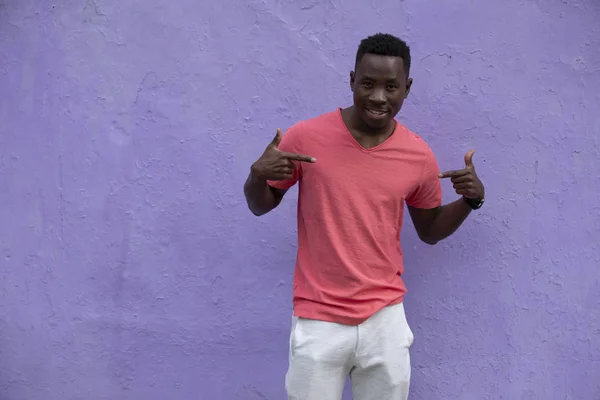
top-left (420, 198), bottom-right (472, 244)
top-left (243, 172), bottom-right (279, 216)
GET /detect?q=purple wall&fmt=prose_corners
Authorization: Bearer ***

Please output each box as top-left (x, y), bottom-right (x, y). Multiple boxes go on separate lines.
top-left (1, 1), bottom-right (599, 399)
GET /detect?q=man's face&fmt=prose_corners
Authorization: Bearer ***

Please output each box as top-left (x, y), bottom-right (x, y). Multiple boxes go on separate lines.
top-left (350, 54), bottom-right (412, 131)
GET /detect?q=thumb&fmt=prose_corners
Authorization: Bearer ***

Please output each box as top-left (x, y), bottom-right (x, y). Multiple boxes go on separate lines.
top-left (269, 128), bottom-right (283, 148)
top-left (464, 149), bottom-right (475, 168)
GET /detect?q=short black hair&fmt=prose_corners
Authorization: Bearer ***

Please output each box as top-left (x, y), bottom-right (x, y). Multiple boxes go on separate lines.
top-left (355, 33), bottom-right (411, 76)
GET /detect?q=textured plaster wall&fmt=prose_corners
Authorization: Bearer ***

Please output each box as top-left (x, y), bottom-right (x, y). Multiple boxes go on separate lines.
top-left (1, 0), bottom-right (599, 399)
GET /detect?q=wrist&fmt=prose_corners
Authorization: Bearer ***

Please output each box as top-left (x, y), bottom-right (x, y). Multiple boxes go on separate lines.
top-left (249, 165), bottom-right (267, 184)
top-left (462, 196), bottom-right (484, 210)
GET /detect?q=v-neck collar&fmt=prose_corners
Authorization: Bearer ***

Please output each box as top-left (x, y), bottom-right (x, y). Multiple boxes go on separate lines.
top-left (337, 107), bottom-right (399, 152)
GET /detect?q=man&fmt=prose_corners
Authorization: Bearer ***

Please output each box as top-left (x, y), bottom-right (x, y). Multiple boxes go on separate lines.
top-left (243, 33), bottom-right (485, 400)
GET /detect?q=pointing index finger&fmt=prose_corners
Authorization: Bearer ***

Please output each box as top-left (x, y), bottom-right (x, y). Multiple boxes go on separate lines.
top-left (280, 151), bottom-right (316, 163)
top-left (438, 169), bottom-right (468, 179)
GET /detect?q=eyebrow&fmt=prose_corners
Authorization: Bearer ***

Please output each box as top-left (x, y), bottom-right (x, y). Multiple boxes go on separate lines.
top-left (360, 74), bottom-right (400, 81)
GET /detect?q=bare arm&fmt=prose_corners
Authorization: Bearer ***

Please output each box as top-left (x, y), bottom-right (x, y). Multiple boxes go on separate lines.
top-left (243, 172), bottom-right (287, 216)
top-left (243, 128), bottom-right (315, 216)
top-left (409, 150), bottom-right (485, 245)
top-left (408, 200), bottom-right (472, 245)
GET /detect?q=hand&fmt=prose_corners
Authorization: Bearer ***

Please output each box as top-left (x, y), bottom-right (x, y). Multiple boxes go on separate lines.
top-left (439, 150), bottom-right (485, 200)
top-left (250, 128), bottom-right (316, 181)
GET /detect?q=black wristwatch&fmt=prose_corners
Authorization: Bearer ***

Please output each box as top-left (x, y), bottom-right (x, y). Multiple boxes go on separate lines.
top-left (463, 196), bottom-right (484, 210)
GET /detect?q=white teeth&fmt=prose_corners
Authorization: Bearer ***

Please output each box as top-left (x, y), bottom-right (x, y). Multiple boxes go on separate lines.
top-left (368, 108), bottom-right (386, 115)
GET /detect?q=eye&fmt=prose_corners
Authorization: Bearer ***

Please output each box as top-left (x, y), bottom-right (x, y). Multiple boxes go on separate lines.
top-left (387, 84), bottom-right (398, 90)
top-left (362, 81), bottom-right (373, 88)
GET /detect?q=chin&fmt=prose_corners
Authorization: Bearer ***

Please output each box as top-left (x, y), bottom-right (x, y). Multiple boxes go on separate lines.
top-left (362, 114), bottom-right (391, 130)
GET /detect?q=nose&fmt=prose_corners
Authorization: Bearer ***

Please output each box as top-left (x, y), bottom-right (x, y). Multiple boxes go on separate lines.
top-left (369, 88), bottom-right (386, 104)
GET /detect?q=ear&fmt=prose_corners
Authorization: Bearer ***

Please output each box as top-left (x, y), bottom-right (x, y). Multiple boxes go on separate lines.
top-left (349, 71), bottom-right (356, 92)
top-left (404, 77), bottom-right (413, 99)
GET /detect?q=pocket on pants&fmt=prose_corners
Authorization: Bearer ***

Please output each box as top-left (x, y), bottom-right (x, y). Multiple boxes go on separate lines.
top-left (395, 303), bottom-right (415, 347)
top-left (289, 316), bottom-right (300, 359)
top-left (407, 322), bottom-right (415, 347)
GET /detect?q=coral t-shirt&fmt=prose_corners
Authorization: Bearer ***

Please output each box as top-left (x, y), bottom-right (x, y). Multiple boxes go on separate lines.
top-left (267, 109), bottom-right (442, 325)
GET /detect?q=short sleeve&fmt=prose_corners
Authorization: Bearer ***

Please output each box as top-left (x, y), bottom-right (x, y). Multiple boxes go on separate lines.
top-left (405, 147), bottom-right (443, 209)
top-left (266, 122), bottom-right (304, 190)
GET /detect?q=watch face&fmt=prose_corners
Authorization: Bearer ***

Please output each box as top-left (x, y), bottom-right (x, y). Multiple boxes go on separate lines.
top-left (466, 197), bottom-right (484, 209)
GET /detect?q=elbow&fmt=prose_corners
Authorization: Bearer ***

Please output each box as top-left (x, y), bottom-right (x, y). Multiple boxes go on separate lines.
top-left (248, 205), bottom-right (267, 217)
top-left (415, 224), bottom-right (441, 245)
top-left (421, 237), bottom-right (439, 246)
top-left (246, 202), bottom-right (273, 217)
top-left (243, 191), bottom-right (267, 217)
top-left (418, 233), bottom-right (439, 246)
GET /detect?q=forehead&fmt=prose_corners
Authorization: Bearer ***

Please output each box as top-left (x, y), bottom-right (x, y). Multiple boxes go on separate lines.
top-left (356, 54), bottom-right (405, 80)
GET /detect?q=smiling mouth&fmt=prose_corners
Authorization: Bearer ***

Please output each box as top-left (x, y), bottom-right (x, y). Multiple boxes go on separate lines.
top-left (365, 107), bottom-right (388, 118)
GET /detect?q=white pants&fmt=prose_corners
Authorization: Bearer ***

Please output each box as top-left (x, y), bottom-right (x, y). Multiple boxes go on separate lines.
top-left (285, 302), bottom-right (414, 400)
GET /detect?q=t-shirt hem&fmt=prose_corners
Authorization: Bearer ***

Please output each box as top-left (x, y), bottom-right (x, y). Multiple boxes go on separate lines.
top-left (293, 295), bottom-right (405, 326)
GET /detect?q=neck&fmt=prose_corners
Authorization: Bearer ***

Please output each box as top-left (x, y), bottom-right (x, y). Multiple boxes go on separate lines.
top-left (343, 106), bottom-right (396, 138)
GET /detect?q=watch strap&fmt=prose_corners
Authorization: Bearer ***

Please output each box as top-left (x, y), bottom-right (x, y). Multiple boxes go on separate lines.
top-left (464, 196), bottom-right (484, 210)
